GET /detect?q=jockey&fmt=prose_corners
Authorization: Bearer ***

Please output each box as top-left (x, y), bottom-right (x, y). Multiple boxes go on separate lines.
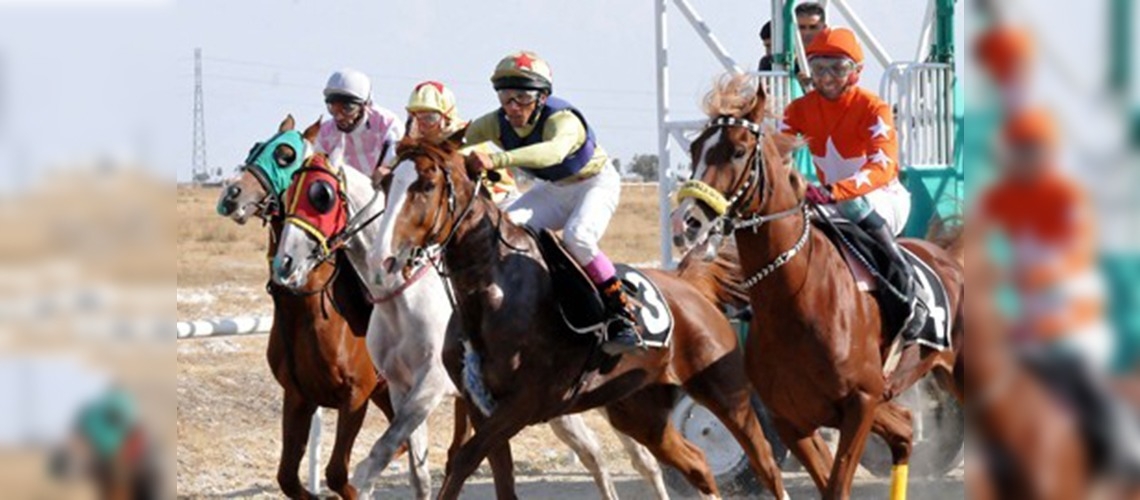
top-left (405, 80), bottom-right (520, 206)
top-left (464, 50), bottom-right (641, 355)
top-left (780, 27), bottom-right (931, 343)
top-left (316, 68), bottom-right (405, 184)
top-left (979, 108), bottom-right (1140, 477)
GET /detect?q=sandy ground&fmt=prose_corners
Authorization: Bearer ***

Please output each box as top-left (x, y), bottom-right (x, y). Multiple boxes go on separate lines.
top-left (177, 185), bottom-right (963, 498)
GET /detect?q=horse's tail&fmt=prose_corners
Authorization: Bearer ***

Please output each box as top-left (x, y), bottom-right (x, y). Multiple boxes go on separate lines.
top-left (926, 215), bottom-right (965, 269)
top-left (674, 240), bottom-right (750, 312)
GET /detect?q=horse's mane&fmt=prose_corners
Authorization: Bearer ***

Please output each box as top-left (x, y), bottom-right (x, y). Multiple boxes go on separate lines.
top-left (701, 72), bottom-right (802, 161)
top-left (674, 240), bottom-right (749, 311)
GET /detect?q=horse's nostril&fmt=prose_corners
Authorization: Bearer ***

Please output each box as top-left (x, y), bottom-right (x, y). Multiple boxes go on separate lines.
top-left (228, 185), bottom-right (242, 197)
top-left (382, 257), bottom-right (396, 274)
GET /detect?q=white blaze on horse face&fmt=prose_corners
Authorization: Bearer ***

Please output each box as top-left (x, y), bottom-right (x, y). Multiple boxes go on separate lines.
top-left (369, 159), bottom-right (418, 286)
top-left (273, 222), bottom-right (320, 289)
top-left (691, 129), bottom-right (721, 184)
top-left (671, 129), bottom-right (722, 250)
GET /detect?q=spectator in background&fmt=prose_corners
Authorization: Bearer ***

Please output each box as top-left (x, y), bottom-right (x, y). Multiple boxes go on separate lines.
top-left (758, 21), bottom-right (773, 71)
top-left (795, 2), bottom-right (828, 47)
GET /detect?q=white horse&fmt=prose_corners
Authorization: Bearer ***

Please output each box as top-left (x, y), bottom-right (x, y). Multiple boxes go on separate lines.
top-left (269, 130), bottom-right (668, 499)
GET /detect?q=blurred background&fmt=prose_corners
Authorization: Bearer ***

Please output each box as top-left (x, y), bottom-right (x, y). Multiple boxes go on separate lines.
top-left (0, 0), bottom-right (1137, 498)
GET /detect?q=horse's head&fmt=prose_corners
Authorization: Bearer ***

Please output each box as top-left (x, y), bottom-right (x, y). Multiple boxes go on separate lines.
top-left (369, 134), bottom-right (475, 288)
top-left (670, 74), bottom-right (804, 253)
top-left (216, 115), bottom-right (319, 224)
top-left (270, 154), bottom-right (351, 289)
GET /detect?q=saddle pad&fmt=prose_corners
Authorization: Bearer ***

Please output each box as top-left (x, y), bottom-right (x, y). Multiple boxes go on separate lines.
top-left (614, 264), bottom-right (675, 349)
top-left (814, 214), bottom-right (952, 351)
top-left (904, 248), bottom-right (953, 351)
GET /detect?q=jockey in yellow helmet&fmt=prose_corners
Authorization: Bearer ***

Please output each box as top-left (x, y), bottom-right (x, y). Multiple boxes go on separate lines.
top-left (405, 80), bottom-right (519, 205)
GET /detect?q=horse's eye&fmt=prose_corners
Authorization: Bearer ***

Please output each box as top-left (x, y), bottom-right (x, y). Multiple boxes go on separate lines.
top-left (307, 180), bottom-right (336, 214)
top-left (274, 144), bottom-right (297, 168)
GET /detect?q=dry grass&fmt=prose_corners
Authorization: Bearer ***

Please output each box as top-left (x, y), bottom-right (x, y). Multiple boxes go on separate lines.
top-left (176, 184), bottom-right (664, 321)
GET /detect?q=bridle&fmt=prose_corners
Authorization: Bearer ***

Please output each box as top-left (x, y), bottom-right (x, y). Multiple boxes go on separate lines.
top-left (678, 115), bottom-right (811, 288)
top-left (393, 151), bottom-right (484, 283)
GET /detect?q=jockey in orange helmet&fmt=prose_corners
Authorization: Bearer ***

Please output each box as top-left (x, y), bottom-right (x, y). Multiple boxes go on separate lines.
top-left (980, 108), bottom-right (1140, 475)
top-left (780, 27), bottom-right (931, 343)
top-left (405, 80), bottom-right (520, 206)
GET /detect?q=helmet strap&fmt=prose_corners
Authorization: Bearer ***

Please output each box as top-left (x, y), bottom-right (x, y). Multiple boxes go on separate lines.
top-left (527, 94), bottom-right (548, 126)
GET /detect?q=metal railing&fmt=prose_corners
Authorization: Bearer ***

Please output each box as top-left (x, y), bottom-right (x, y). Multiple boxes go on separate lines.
top-left (881, 63), bottom-right (957, 170)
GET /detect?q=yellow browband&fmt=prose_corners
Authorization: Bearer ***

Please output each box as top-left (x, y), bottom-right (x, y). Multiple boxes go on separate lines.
top-left (676, 180), bottom-right (730, 216)
top-left (286, 216), bottom-right (331, 255)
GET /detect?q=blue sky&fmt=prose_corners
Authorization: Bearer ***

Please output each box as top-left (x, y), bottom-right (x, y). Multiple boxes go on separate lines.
top-left (1, 0), bottom-right (970, 185)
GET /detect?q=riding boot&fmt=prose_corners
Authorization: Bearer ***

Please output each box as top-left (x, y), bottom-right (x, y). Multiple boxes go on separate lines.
top-left (860, 216), bottom-right (929, 344)
top-left (599, 277), bottom-right (644, 356)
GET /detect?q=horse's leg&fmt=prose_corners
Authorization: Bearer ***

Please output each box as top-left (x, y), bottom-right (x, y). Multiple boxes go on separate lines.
top-left (436, 400), bottom-right (531, 500)
top-left (370, 377), bottom-right (397, 420)
top-left (277, 393), bottom-right (318, 499)
top-left (683, 366), bottom-right (786, 498)
top-left (485, 438), bottom-right (519, 500)
top-left (446, 396), bottom-right (472, 469)
top-left (327, 394), bottom-right (369, 500)
top-left (548, 413), bottom-right (619, 500)
top-left (350, 369), bottom-right (449, 495)
top-left (405, 415), bottom-right (432, 500)
top-left (884, 345), bottom-right (944, 401)
top-left (604, 386), bottom-right (720, 497)
top-left (772, 418), bottom-right (832, 493)
top-left (871, 402), bottom-right (915, 500)
top-left (604, 408), bottom-right (669, 500)
top-left (826, 392), bottom-right (880, 500)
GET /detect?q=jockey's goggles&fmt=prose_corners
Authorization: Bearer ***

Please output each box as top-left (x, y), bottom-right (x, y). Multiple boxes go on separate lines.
top-left (808, 57), bottom-right (857, 78)
top-left (412, 111), bottom-right (444, 126)
top-left (497, 89), bottom-right (540, 107)
top-left (325, 100), bottom-right (363, 117)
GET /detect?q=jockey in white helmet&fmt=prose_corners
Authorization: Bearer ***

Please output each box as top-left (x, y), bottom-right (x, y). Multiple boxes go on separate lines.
top-left (316, 68), bottom-right (404, 182)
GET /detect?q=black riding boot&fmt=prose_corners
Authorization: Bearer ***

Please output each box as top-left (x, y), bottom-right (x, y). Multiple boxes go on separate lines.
top-left (859, 213), bottom-right (928, 343)
top-left (599, 277), bottom-right (643, 355)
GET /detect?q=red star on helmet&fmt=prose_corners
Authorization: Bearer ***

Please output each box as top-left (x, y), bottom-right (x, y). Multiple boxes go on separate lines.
top-left (513, 52), bottom-right (536, 71)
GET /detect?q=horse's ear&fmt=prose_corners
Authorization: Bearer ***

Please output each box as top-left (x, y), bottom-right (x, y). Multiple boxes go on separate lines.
top-left (748, 80), bottom-right (768, 123)
top-left (302, 118), bottom-right (321, 143)
top-left (443, 125), bottom-right (469, 152)
top-left (279, 114), bottom-right (296, 133)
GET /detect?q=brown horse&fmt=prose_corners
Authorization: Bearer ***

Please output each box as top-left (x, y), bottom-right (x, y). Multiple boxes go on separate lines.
top-left (670, 75), bottom-right (964, 499)
top-left (961, 219), bottom-right (1090, 499)
top-left (216, 116), bottom-right (399, 499)
top-left (369, 136), bottom-right (788, 499)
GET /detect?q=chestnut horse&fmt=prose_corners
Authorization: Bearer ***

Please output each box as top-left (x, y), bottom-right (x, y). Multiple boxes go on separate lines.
top-left (370, 136), bottom-right (789, 500)
top-left (960, 220), bottom-right (1090, 499)
top-left (215, 115), bottom-right (398, 499)
top-left (670, 75), bottom-right (964, 499)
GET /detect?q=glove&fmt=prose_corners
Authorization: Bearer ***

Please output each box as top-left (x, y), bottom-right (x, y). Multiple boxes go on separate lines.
top-left (804, 184), bottom-right (836, 205)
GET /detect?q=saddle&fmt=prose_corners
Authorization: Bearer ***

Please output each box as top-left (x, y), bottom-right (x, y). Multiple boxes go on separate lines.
top-left (810, 207), bottom-right (952, 352)
top-left (526, 228), bottom-right (675, 354)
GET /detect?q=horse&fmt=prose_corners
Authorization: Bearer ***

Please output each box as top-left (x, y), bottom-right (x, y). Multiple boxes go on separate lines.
top-left (960, 219), bottom-right (1090, 499)
top-left (49, 386), bottom-right (163, 500)
top-left (269, 143), bottom-right (670, 499)
top-left (367, 135), bottom-right (789, 500)
top-left (669, 74), bottom-right (964, 499)
top-left (215, 115), bottom-right (400, 499)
